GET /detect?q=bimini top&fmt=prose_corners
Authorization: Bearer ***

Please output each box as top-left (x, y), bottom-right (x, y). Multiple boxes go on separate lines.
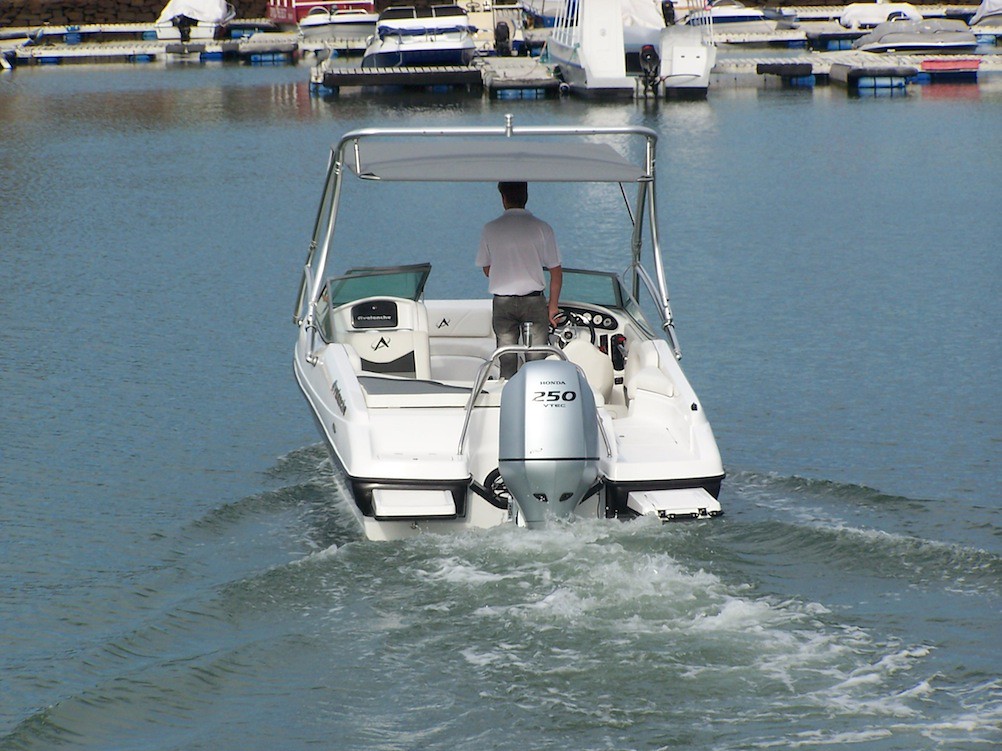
top-left (335, 122), bottom-right (656, 183)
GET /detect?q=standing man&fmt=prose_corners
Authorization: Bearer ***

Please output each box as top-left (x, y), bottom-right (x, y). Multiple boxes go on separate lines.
top-left (476, 181), bottom-right (563, 379)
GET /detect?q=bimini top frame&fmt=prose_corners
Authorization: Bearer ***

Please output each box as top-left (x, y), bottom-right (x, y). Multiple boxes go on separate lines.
top-left (294, 115), bottom-right (684, 358)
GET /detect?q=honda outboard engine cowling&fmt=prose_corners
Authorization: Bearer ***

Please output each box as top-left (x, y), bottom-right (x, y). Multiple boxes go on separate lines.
top-left (498, 359), bottom-right (600, 527)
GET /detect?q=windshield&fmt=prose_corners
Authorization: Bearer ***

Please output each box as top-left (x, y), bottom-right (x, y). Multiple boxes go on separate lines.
top-left (327, 264), bottom-right (431, 307)
top-left (561, 267), bottom-right (655, 335)
top-left (560, 268), bottom-right (624, 308)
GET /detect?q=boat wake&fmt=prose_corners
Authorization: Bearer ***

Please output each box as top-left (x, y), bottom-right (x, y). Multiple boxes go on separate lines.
top-left (723, 469), bottom-right (1002, 597)
top-left (292, 510), bottom-right (1000, 749)
top-left (5, 452), bottom-right (998, 750)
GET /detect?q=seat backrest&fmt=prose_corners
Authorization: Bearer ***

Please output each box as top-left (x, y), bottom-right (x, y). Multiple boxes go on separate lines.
top-left (623, 339), bottom-right (658, 392)
top-left (343, 329), bottom-right (431, 379)
top-left (562, 337), bottom-right (614, 402)
top-left (425, 298), bottom-right (497, 382)
top-left (330, 297), bottom-right (431, 380)
top-left (624, 339), bottom-right (676, 400)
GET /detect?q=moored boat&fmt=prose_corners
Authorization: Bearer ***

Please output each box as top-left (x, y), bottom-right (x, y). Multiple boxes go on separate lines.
top-left (839, 2), bottom-right (922, 30)
top-left (684, 0), bottom-right (778, 35)
top-left (622, 0), bottom-right (716, 98)
top-left (853, 17), bottom-right (978, 53)
top-left (292, 116), bottom-right (725, 541)
top-left (546, 0), bottom-right (635, 96)
top-left (361, 4), bottom-right (477, 67)
top-left (268, 0), bottom-right (372, 28)
top-left (970, 0), bottom-right (1002, 28)
top-left (547, 0), bottom-right (716, 98)
top-left (298, 2), bottom-right (378, 42)
top-left (154, 0), bottom-right (236, 41)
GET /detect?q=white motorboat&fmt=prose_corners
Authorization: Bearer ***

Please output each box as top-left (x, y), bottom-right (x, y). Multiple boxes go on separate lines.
top-left (547, 0), bottom-right (635, 95)
top-left (292, 117), bottom-right (725, 541)
top-left (853, 17), bottom-right (978, 52)
top-left (298, 2), bottom-right (377, 42)
top-left (839, 2), bottom-right (922, 30)
top-left (622, 0), bottom-right (716, 98)
top-left (547, 0), bottom-right (716, 98)
top-left (684, 0), bottom-right (778, 35)
top-left (361, 4), bottom-right (477, 67)
top-left (154, 0), bottom-right (236, 41)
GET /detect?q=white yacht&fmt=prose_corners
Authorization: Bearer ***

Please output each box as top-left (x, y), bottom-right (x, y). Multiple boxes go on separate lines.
top-left (684, 0), bottom-right (777, 35)
top-left (546, 0), bottom-right (715, 98)
top-left (292, 117), bottom-right (725, 541)
top-left (298, 3), bottom-right (377, 42)
top-left (839, 2), bottom-right (922, 30)
top-left (361, 4), bottom-right (477, 67)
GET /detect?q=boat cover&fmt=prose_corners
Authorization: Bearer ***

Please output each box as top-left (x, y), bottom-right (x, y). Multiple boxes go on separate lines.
top-left (622, 0), bottom-right (666, 29)
top-left (853, 18), bottom-right (977, 48)
top-left (341, 140), bottom-right (647, 182)
top-left (840, 2), bottom-right (921, 28)
top-left (156, 0), bottom-right (235, 24)
top-left (972, 0), bottom-right (1002, 24)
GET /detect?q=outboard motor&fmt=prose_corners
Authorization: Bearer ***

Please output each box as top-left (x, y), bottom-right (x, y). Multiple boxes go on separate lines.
top-left (498, 359), bottom-right (600, 528)
top-left (494, 21), bottom-right (512, 57)
top-left (639, 44), bottom-right (661, 96)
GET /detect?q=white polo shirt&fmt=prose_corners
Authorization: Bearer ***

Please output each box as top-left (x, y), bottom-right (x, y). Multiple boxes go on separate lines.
top-left (476, 208), bottom-right (561, 296)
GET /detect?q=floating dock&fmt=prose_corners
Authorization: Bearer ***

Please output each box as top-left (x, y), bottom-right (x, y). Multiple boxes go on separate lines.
top-left (473, 56), bottom-right (563, 98)
top-left (309, 55), bottom-right (561, 98)
top-left (830, 61), bottom-right (917, 90)
top-left (0, 23), bottom-right (298, 66)
top-left (5, 38), bottom-right (299, 66)
top-left (315, 64), bottom-right (483, 92)
top-left (712, 49), bottom-right (1002, 89)
top-left (2, 10), bottom-right (1001, 95)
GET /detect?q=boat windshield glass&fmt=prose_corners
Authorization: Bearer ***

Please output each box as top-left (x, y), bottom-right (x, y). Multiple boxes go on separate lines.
top-left (560, 268), bottom-right (624, 308)
top-left (562, 268), bottom-right (655, 335)
top-left (327, 263), bottom-right (431, 306)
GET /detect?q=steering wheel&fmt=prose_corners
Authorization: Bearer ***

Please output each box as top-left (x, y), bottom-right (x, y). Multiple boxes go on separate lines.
top-left (550, 308), bottom-right (597, 346)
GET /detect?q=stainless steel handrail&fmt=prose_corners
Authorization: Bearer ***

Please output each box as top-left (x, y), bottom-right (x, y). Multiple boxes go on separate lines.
top-left (299, 119), bottom-right (660, 317)
top-left (455, 343), bottom-right (614, 461)
top-left (456, 343), bottom-right (566, 455)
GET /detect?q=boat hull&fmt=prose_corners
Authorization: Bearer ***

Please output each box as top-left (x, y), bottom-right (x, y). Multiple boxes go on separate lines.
top-left (855, 40), bottom-right (979, 53)
top-left (852, 19), bottom-right (979, 53)
top-left (293, 314), bottom-right (724, 541)
top-left (361, 43), bottom-right (475, 67)
top-left (300, 13), bottom-right (377, 41)
top-left (291, 123), bottom-right (726, 541)
top-left (361, 5), bottom-right (477, 68)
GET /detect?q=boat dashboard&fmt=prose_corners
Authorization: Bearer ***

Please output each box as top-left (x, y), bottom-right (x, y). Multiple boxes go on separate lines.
top-left (557, 304), bottom-right (620, 332)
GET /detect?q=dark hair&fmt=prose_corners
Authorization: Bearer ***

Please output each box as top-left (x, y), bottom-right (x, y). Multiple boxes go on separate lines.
top-left (498, 181), bottom-right (528, 207)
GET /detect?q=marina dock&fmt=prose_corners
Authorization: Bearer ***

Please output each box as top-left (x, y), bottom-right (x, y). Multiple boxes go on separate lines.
top-left (0, 25), bottom-right (301, 67)
top-left (309, 55), bottom-right (561, 97)
top-left (316, 64), bottom-right (483, 92)
top-left (3, 7), bottom-right (1000, 93)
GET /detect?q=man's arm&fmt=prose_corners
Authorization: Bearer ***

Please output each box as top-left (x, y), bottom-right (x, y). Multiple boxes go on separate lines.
top-left (482, 266), bottom-right (490, 277)
top-left (547, 266), bottom-right (562, 324)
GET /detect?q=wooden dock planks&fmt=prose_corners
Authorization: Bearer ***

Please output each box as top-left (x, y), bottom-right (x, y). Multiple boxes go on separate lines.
top-left (321, 65), bottom-right (483, 89)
